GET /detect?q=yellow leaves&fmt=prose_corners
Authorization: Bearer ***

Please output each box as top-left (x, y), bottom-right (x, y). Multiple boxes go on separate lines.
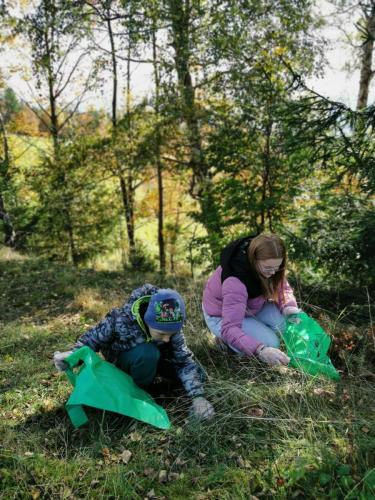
top-left (274, 46), bottom-right (286, 56)
top-left (101, 447), bottom-right (111, 464)
top-left (41, 398), bottom-right (55, 412)
top-left (29, 487), bottom-right (41, 499)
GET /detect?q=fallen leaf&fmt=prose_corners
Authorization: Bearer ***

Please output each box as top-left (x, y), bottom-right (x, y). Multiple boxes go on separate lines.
top-left (361, 427), bottom-right (369, 433)
top-left (101, 447), bottom-right (111, 464)
top-left (175, 457), bottom-right (188, 466)
top-left (198, 452), bottom-right (206, 459)
top-left (61, 487), bottom-right (73, 499)
top-left (248, 407), bottom-right (264, 418)
top-left (129, 432), bottom-right (142, 442)
top-left (42, 398), bottom-right (55, 411)
top-left (168, 472), bottom-right (180, 481)
top-left (119, 450), bottom-right (132, 464)
top-left (145, 490), bottom-right (156, 500)
top-left (237, 456), bottom-right (252, 469)
top-left (101, 447), bottom-right (110, 457)
top-left (29, 487), bottom-right (41, 499)
top-left (158, 469), bottom-right (168, 483)
top-left (313, 388), bottom-right (334, 397)
top-left (24, 451), bottom-right (34, 457)
top-left (143, 467), bottom-right (155, 477)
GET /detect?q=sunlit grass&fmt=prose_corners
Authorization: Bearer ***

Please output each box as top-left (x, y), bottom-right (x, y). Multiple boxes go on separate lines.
top-left (0, 252), bottom-right (374, 499)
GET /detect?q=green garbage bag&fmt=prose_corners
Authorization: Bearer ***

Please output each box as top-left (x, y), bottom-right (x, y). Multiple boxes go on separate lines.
top-left (282, 312), bottom-right (340, 381)
top-left (63, 346), bottom-right (171, 430)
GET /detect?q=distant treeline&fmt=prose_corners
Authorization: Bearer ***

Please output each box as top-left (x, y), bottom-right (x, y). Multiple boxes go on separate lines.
top-left (0, 0), bottom-right (374, 289)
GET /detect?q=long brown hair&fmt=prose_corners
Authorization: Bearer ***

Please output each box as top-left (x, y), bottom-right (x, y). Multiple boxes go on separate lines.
top-left (247, 233), bottom-right (287, 301)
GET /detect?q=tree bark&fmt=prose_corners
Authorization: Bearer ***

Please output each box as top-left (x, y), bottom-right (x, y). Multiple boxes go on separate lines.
top-left (106, 8), bottom-right (136, 260)
top-left (356, 1), bottom-right (375, 110)
top-left (0, 112), bottom-right (16, 246)
top-left (260, 120), bottom-right (274, 232)
top-left (152, 19), bottom-right (166, 272)
top-left (166, 0), bottom-right (222, 251)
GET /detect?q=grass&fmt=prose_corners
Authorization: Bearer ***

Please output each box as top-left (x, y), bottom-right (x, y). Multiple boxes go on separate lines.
top-left (0, 247), bottom-right (374, 499)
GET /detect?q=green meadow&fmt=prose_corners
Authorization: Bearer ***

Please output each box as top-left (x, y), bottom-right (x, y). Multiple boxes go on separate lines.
top-left (0, 248), bottom-right (374, 499)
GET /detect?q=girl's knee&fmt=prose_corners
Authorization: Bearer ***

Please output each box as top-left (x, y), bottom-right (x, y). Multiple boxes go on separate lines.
top-left (272, 316), bottom-right (286, 335)
top-left (266, 333), bottom-right (280, 348)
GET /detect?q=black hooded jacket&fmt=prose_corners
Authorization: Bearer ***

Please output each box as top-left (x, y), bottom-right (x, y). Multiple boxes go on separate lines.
top-left (220, 236), bottom-right (263, 298)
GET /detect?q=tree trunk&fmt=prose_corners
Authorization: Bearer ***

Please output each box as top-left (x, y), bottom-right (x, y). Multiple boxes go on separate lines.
top-left (106, 10), bottom-right (136, 262)
top-left (356, 2), bottom-right (375, 110)
top-left (107, 7), bottom-right (118, 129)
top-left (260, 120), bottom-right (274, 232)
top-left (167, 0), bottom-right (222, 253)
top-left (0, 112), bottom-right (16, 246)
top-left (119, 175), bottom-right (135, 253)
top-left (152, 20), bottom-right (166, 272)
top-left (123, 43), bottom-right (136, 256)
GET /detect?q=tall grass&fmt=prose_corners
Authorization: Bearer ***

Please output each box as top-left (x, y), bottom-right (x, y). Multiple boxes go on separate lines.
top-left (0, 249), bottom-right (374, 499)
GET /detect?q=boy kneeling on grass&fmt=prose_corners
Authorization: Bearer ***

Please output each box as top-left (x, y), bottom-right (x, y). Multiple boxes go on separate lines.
top-left (53, 284), bottom-right (214, 420)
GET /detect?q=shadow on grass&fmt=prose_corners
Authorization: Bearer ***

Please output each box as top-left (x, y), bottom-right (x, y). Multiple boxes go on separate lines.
top-left (0, 257), bottom-right (161, 323)
top-left (16, 405), bottom-right (135, 455)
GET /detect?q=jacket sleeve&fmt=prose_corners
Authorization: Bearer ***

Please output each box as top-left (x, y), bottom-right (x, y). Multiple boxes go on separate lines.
top-left (128, 283), bottom-right (159, 305)
top-left (74, 308), bottom-right (119, 352)
top-left (170, 331), bottom-right (205, 398)
top-left (221, 277), bottom-right (261, 355)
top-left (277, 279), bottom-right (298, 311)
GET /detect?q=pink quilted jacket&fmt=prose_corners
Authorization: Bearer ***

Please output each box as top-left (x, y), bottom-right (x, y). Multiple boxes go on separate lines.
top-left (202, 266), bottom-right (298, 355)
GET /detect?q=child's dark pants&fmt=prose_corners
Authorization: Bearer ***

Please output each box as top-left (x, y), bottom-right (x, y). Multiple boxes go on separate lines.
top-left (117, 343), bottom-right (177, 388)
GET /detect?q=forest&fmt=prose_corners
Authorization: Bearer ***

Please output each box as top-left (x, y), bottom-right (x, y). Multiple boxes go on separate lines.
top-left (0, 1), bottom-right (374, 499)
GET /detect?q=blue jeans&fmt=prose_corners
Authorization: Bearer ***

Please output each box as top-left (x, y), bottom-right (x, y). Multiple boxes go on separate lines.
top-left (203, 302), bottom-right (286, 354)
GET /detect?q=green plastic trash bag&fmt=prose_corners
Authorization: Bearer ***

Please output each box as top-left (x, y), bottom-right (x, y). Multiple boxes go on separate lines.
top-left (63, 346), bottom-right (171, 430)
top-left (282, 312), bottom-right (340, 381)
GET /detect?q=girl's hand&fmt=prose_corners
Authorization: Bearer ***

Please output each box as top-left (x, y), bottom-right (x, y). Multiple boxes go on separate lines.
top-left (283, 306), bottom-right (300, 316)
top-left (283, 306), bottom-right (301, 323)
top-left (256, 345), bottom-right (290, 366)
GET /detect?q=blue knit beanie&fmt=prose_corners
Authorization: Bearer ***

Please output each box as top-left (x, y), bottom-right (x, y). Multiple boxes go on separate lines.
top-left (144, 289), bottom-right (186, 333)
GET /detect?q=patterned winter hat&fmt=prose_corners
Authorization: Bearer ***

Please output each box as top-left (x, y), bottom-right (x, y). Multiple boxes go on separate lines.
top-left (144, 289), bottom-right (186, 333)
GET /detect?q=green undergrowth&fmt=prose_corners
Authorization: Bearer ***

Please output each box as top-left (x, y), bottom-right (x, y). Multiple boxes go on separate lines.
top-left (0, 250), bottom-right (374, 499)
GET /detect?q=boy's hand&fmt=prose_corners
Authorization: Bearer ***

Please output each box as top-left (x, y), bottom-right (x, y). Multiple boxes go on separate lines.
top-left (256, 346), bottom-right (290, 366)
top-left (190, 397), bottom-right (215, 420)
top-left (53, 350), bottom-right (73, 371)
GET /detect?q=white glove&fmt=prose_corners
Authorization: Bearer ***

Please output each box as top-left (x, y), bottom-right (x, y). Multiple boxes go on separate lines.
top-left (256, 345), bottom-right (290, 366)
top-left (189, 397), bottom-right (215, 420)
top-left (53, 350), bottom-right (73, 371)
top-left (283, 306), bottom-right (301, 323)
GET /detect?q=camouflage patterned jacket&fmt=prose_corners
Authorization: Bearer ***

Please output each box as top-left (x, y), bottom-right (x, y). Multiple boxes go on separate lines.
top-left (74, 284), bottom-right (204, 398)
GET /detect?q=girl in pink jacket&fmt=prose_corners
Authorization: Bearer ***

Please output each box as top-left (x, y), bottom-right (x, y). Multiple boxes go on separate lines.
top-left (202, 233), bottom-right (300, 366)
